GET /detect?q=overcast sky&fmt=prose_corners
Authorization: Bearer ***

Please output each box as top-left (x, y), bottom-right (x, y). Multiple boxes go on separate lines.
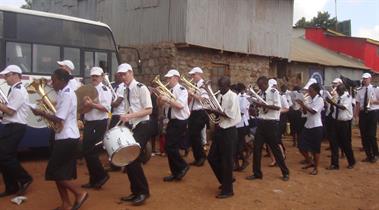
top-left (0, 0), bottom-right (378, 40)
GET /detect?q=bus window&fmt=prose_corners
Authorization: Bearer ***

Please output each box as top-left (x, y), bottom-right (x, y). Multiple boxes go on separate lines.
top-left (95, 52), bottom-right (107, 72)
top-left (6, 42), bottom-right (31, 73)
top-left (84, 51), bottom-right (93, 83)
top-left (111, 52), bottom-right (118, 80)
top-left (0, 11), bottom-right (3, 38)
top-left (33, 44), bottom-right (60, 74)
top-left (63, 47), bottom-right (80, 76)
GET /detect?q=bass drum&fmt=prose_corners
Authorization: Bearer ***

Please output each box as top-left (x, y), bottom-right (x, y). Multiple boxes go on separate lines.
top-left (26, 84), bottom-right (57, 128)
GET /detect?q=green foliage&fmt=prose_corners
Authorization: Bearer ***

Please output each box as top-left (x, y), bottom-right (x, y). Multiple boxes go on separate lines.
top-left (21, 0), bottom-right (32, 9)
top-left (295, 11), bottom-right (337, 30)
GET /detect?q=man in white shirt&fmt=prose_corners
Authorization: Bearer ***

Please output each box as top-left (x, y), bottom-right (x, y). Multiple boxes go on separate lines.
top-left (355, 72), bottom-right (379, 163)
top-left (235, 83), bottom-right (250, 171)
top-left (117, 63), bottom-right (152, 206)
top-left (109, 72), bottom-right (126, 129)
top-left (326, 84), bottom-right (356, 170)
top-left (57, 60), bottom-right (81, 91)
top-left (208, 76), bottom-right (240, 199)
top-left (159, 69), bottom-right (190, 182)
top-left (81, 67), bottom-right (112, 189)
top-left (0, 65), bottom-right (33, 197)
top-left (246, 76), bottom-right (289, 182)
top-left (187, 67), bottom-right (209, 167)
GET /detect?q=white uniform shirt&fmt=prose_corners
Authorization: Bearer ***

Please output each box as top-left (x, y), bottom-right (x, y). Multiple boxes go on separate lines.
top-left (356, 84), bottom-right (379, 111)
top-left (304, 95), bottom-right (324, 128)
top-left (112, 83), bottom-right (126, 115)
top-left (291, 91), bottom-right (302, 111)
top-left (68, 78), bottom-right (81, 91)
top-left (55, 85), bottom-right (80, 140)
top-left (332, 91), bottom-right (353, 121)
top-left (218, 89), bottom-right (241, 129)
top-left (189, 79), bottom-right (208, 111)
top-left (281, 94), bottom-right (290, 110)
top-left (3, 82), bottom-right (29, 124)
top-left (236, 93), bottom-right (250, 128)
top-left (125, 79), bottom-right (152, 127)
top-left (285, 90), bottom-right (293, 107)
top-left (165, 83), bottom-right (190, 120)
top-left (258, 87), bottom-right (281, 121)
top-left (84, 83), bottom-right (112, 121)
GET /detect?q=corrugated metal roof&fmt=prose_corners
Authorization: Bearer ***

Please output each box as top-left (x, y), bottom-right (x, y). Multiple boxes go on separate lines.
top-left (290, 37), bottom-right (370, 70)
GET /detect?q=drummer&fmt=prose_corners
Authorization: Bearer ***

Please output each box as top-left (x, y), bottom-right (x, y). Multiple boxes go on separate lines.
top-left (118, 63), bottom-right (152, 206)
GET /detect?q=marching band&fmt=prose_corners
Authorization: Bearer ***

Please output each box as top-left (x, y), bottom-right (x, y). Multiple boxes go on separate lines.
top-left (0, 61), bottom-right (378, 208)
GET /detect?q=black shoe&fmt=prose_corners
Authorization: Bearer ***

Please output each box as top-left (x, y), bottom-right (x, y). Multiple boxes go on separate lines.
top-left (347, 164), bottom-right (355, 169)
top-left (81, 183), bottom-right (94, 189)
top-left (120, 194), bottom-right (136, 202)
top-left (163, 175), bottom-right (177, 182)
top-left (282, 174), bottom-right (290, 181)
top-left (0, 191), bottom-right (17, 198)
top-left (216, 192), bottom-right (234, 199)
top-left (93, 175), bottom-right (110, 189)
top-left (246, 175), bottom-right (262, 180)
top-left (132, 194), bottom-right (150, 206)
top-left (218, 178), bottom-right (236, 189)
top-left (18, 180), bottom-right (32, 195)
top-left (326, 165), bottom-right (339, 170)
top-left (176, 166), bottom-right (190, 180)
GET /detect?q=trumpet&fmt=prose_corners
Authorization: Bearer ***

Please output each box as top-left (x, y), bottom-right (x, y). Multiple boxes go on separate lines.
top-left (151, 75), bottom-right (176, 100)
top-left (27, 79), bottom-right (62, 132)
top-left (103, 73), bottom-right (118, 102)
top-left (180, 75), bottom-right (200, 94)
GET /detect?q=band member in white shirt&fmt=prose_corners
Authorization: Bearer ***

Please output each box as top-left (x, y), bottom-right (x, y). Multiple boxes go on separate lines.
top-left (114, 63), bottom-right (152, 206)
top-left (0, 65), bottom-right (33, 197)
top-left (208, 76), bottom-right (241, 199)
top-left (32, 68), bottom-right (88, 210)
top-left (288, 86), bottom-right (303, 147)
top-left (326, 84), bottom-right (356, 170)
top-left (246, 76), bottom-right (290, 181)
top-left (109, 72), bottom-right (126, 129)
top-left (187, 67), bottom-right (209, 167)
top-left (296, 83), bottom-right (324, 175)
top-left (57, 60), bottom-right (81, 91)
top-left (355, 73), bottom-right (379, 163)
top-left (81, 67), bottom-right (112, 189)
top-left (159, 69), bottom-right (190, 182)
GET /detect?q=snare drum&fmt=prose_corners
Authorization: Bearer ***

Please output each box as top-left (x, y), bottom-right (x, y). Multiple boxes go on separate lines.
top-left (103, 125), bottom-right (140, 167)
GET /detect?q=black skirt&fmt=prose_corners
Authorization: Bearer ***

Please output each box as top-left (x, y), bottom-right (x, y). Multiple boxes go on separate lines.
top-left (299, 126), bottom-right (323, 153)
top-left (45, 138), bottom-right (79, 181)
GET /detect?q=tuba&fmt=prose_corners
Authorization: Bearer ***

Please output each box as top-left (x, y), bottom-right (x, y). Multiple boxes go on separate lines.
top-left (26, 79), bottom-right (62, 132)
top-left (180, 75), bottom-right (200, 94)
top-left (151, 75), bottom-right (176, 100)
top-left (200, 80), bottom-right (226, 124)
top-left (103, 73), bottom-right (118, 102)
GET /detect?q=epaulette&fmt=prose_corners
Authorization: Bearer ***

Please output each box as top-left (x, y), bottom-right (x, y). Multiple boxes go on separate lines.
top-left (270, 88), bottom-right (277, 93)
top-left (179, 86), bottom-right (185, 90)
top-left (137, 83), bottom-right (144, 88)
top-left (15, 83), bottom-right (21, 89)
top-left (64, 88), bottom-right (70, 93)
top-left (373, 85), bottom-right (377, 88)
top-left (102, 86), bottom-right (108, 91)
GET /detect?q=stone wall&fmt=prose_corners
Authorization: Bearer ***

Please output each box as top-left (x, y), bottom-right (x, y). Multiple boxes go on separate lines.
top-left (119, 42), bottom-right (272, 87)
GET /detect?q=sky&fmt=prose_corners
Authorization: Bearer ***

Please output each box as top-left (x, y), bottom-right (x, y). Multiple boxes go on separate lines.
top-left (0, 0), bottom-right (378, 40)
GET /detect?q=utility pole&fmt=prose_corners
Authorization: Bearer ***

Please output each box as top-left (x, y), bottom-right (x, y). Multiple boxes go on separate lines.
top-left (335, 0), bottom-right (338, 30)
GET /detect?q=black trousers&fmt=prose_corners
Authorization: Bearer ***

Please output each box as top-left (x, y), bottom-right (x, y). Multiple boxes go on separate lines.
top-left (109, 115), bottom-right (121, 129)
top-left (125, 121), bottom-right (150, 195)
top-left (188, 110), bottom-right (208, 162)
top-left (330, 120), bottom-right (355, 166)
top-left (359, 111), bottom-right (379, 159)
top-left (0, 123), bottom-right (32, 193)
top-left (208, 126), bottom-right (237, 194)
top-left (253, 120), bottom-right (289, 177)
top-left (83, 119), bottom-right (108, 184)
top-left (165, 119), bottom-right (188, 176)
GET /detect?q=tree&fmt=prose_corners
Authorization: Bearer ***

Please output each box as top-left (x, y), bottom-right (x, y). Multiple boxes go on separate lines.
top-left (295, 11), bottom-right (337, 30)
top-left (21, 0), bottom-right (32, 9)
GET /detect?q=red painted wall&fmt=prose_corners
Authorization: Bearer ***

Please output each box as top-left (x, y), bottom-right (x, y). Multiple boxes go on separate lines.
top-left (305, 28), bottom-right (379, 72)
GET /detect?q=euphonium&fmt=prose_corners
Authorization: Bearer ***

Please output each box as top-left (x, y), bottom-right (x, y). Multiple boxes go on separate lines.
top-left (200, 80), bottom-right (225, 124)
top-left (180, 75), bottom-right (200, 94)
top-left (151, 75), bottom-right (176, 100)
top-left (27, 79), bottom-right (62, 132)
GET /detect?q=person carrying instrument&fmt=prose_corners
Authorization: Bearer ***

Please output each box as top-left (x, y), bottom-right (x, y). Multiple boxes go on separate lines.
top-left (109, 72), bottom-right (126, 129)
top-left (81, 67), bottom-right (112, 189)
top-left (246, 76), bottom-right (289, 182)
top-left (0, 65), bottom-right (33, 197)
top-left (117, 63), bottom-right (152, 206)
top-left (207, 76), bottom-right (240, 199)
top-left (355, 73), bottom-right (379, 163)
top-left (159, 69), bottom-right (190, 182)
top-left (32, 68), bottom-right (88, 210)
top-left (57, 60), bottom-right (81, 91)
top-left (187, 67), bottom-right (209, 167)
top-left (326, 84), bottom-right (356, 170)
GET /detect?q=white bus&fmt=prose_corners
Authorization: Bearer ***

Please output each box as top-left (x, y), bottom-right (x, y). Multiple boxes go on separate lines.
top-left (0, 6), bottom-right (119, 148)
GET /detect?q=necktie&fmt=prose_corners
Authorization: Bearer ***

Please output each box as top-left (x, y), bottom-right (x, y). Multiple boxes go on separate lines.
top-left (7, 88), bottom-right (11, 96)
top-left (335, 98), bottom-right (341, 120)
top-left (126, 87), bottom-right (131, 106)
top-left (167, 89), bottom-right (173, 119)
top-left (363, 87), bottom-right (368, 112)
